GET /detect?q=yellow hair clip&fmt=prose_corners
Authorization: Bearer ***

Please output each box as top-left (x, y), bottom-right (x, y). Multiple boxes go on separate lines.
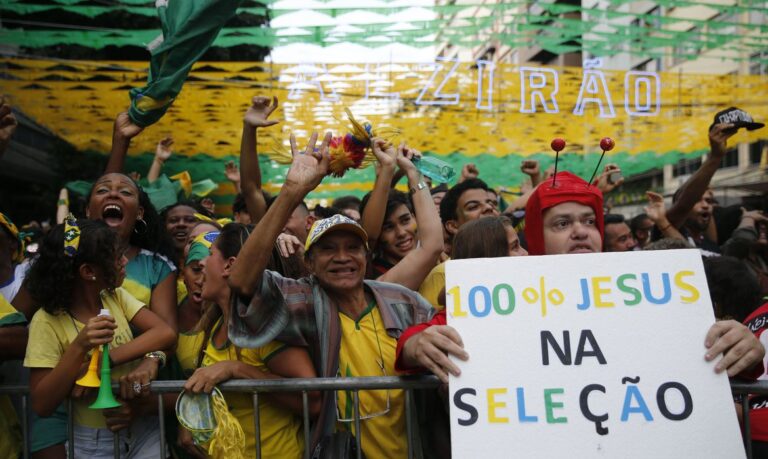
top-left (63, 213), bottom-right (81, 258)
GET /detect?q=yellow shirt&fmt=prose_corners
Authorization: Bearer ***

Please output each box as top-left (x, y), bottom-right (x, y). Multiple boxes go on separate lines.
top-left (336, 304), bottom-right (406, 459)
top-left (24, 288), bottom-right (144, 428)
top-left (418, 262), bottom-right (445, 310)
top-left (0, 294), bottom-right (23, 459)
top-left (176, 319), bottom-right (304, 459)
top-left (176, 277), bottom-right (187, 306)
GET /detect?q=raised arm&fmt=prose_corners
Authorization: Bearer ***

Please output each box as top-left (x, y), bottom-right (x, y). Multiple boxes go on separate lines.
top-left (241, 96), bottom-right (279, 224)
top-left (229, 132), bottom-right (331, 298)
top-left (665, 123), bottom-right (736, 227)
top-left (147, 137), bottom-right (173, 183)
top-left (105, 112), bottom-right (144, 174)
top-left (224, 161), bottom-right (242, 194)
top-left (56, 188), bottom-right (70, 225)
top-left (360, 139), bottom-right (398, 248)
top-left (506, 159), bottom-right (541, 212)
top-left (457, 163), bottom-right (479, 184)
top-left (0, 97), bottom-right (18, 158)
top-left (645, 191), bottom-right (685, 241)
top-left (378, 146), bottom-right (444, 290)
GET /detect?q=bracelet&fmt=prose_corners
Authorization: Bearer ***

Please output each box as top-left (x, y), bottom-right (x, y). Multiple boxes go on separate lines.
top-left (57, 199), bottom-right (69, 206)
top-left (410, 181), bottom-right (428, 195)
top-left (144, 351), bottom-right (167, 368)
top-left (658, 222), bottom-right (671, 232)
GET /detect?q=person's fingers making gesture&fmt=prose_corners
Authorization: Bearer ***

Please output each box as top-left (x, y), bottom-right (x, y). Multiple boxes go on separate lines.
top-left (244, 96), bottom-right (280, 129)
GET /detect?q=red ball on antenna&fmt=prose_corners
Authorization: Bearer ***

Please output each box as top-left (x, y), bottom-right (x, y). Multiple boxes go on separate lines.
top-left (551, 138), bottom-right (566, 152)
top-left (600, 137), bottom-right (615, 152)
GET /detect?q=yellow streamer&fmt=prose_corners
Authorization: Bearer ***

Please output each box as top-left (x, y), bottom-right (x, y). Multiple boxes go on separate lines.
top-left (206, 390), bottom-right (246, 459)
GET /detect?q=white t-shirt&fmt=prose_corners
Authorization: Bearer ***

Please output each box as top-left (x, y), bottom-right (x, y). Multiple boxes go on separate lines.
top-left (0, 260), bottom-right (30, 303)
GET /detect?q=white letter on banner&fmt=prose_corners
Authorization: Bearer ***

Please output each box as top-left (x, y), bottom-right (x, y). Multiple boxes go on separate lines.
top-left (415, 57), bottom-right (460, 106)
top-left (573, 70), bottom-right (615, 118)
top-left (365, 64), bottom-right (400, 102)
top-left (287, 64), bottom-right (339, 102)
top-left (519, 67), bottom-right (559, 114)
top-left (476, 60), bottom-right (495, 110)
top-left (624, 71), bottom-right (660, 117)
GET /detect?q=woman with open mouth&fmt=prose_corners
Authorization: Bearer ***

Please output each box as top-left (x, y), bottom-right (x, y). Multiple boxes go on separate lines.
top-left (86, 172), bottom-right (178, 332)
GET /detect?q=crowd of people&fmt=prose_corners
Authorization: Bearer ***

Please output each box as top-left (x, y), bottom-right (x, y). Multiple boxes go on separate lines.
top-left (0, 95), bottom-right (767, 458)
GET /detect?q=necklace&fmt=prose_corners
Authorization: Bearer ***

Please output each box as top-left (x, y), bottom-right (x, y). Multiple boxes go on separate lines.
top-left (67, 311), bottom-right (81, 335)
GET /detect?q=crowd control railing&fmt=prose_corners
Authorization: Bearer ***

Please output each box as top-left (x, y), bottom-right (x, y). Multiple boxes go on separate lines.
top-left (2, 377), bottom-right (767, 459)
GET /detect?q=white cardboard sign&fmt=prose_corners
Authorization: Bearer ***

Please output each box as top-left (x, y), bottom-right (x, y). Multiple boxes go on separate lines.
top-left (445, 250), bottom-right (745, 459)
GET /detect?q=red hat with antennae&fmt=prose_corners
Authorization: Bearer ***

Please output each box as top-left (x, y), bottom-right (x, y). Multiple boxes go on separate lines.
top-left (524, 171), bottom-right (604, 256)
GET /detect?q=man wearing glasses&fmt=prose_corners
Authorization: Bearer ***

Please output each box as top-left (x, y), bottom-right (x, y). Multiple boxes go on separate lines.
top-left (227, 133), bottom-right (434, 459)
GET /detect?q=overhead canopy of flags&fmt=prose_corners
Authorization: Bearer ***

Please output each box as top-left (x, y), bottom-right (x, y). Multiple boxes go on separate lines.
top-left (1, 0), bottom-right (767, 63)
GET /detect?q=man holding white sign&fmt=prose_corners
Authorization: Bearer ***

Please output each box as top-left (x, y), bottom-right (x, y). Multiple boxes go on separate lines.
top-left (398, 169), bottom-right (764, 458)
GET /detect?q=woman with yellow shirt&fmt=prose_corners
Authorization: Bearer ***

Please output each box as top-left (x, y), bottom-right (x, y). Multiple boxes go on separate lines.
top-left (23, 217), bottom-right (176, 458)
top-left (176, 223), bottom-right (319, 459)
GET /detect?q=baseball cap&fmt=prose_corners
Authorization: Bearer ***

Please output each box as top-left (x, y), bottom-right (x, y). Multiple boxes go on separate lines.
top-left (304, 214), bottom-right (369, 253)
top-left (711, 107), bottom-right (765, 131)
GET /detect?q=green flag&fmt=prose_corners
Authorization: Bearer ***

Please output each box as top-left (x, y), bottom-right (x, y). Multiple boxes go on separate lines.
top-left (128, 0), bottom-right (242, 127)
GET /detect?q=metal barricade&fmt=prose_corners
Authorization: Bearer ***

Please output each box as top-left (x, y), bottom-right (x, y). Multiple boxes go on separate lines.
top-left (3, 377), bottom-right (768, 459)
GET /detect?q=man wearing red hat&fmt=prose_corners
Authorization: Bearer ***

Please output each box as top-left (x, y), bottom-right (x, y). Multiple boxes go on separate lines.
top-left (398, 170), bottom-right (765, 385)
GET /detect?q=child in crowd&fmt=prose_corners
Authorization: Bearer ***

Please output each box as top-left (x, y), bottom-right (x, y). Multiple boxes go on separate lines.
top-left (23, 217), bottom-right (175, 458)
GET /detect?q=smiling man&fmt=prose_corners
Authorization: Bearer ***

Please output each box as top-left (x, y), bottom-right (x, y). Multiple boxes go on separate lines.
top-left (227, 133), bottom-right (434, 459)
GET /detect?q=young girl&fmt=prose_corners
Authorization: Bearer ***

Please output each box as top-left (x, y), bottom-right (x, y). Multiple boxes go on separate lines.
top-left (176, 223), bottom-right (319, 459)
top-left (24, 217), bottom-right (176, 458)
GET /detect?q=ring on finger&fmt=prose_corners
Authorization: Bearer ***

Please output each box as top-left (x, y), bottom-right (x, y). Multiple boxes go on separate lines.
top-left (132, 382), bottom-right (142, 394)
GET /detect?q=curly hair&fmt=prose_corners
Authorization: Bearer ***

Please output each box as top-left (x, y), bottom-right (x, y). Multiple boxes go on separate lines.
top-left (26, 219), bottom-right (119, 314)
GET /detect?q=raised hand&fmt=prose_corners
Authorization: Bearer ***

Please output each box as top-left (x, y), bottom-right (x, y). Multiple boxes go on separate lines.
top-left (285, 132), bottom-right (331, 192)
top-left (372, 138), bottom-right (398, 171)
top-left (596, 163), bottom-right (624, 193)
top-left (460, 163), bottom-right (479, 182)
top-left (709, 123), bottom-right (737, 159)
top-left (113, 112), bottom-right (143, 140)
top-left (397, 143), bottom-right (421, 178)
top-left (644, 191), bottom-right (667, 223)
top-left (0, 97), bottom-right (18, 150)
top-left (155, 137), bottom-right (173, 162)
top-left (224, 161), bottom-right (240, 183)
top-left (521, 159), bottom-right (542, 186)
top-left (244, 95), bottom-right (280, 129)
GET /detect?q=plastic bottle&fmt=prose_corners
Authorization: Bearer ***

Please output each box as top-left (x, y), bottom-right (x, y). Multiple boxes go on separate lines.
top-left (412, 156), bottom-right (456, 183)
